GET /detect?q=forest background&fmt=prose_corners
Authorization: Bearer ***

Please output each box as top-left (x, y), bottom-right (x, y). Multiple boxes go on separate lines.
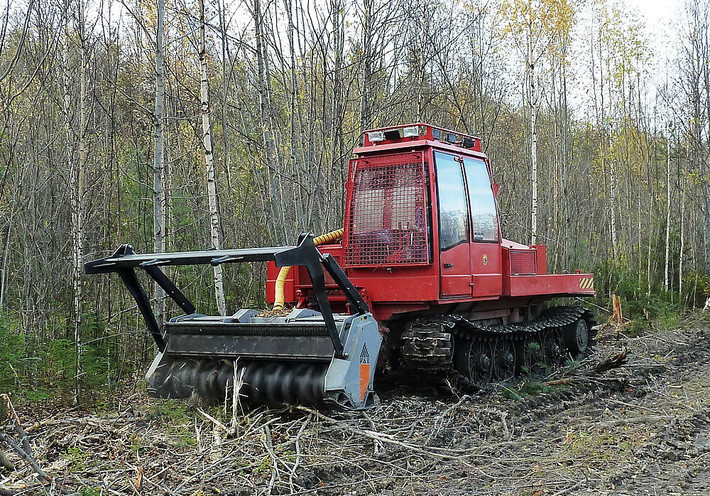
top-left (0, 0), bottom-right (708, 403)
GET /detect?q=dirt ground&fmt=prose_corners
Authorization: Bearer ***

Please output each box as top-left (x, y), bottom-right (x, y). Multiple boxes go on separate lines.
top-left (1, 312), bottom-right (709, 496)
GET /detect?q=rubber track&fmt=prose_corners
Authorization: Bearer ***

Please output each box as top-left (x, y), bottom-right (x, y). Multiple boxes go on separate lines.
top-left (400, 305), bottom-right (596, 372)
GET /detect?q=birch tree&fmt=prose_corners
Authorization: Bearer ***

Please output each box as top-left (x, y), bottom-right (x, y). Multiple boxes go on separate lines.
top-left (199, 0), bottom-right (226, 316)
top-left (154, 0), bottom-right (166, 325)
top-left (251, 0), bottom-right (283, 244)
top-left (676, 0), bottom-right (710, 275)
top-left (501, 0), bottom-right (573, 245)
top-left (664, 131), bottom-right (671, 291)
top-left (61, 0), bottom-right (88, 403)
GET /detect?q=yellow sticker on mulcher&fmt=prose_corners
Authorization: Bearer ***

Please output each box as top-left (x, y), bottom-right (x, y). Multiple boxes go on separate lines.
top-left (579, 277), bottom-right (594, 289)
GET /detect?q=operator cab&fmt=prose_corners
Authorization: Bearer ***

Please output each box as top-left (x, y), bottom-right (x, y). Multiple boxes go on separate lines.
top-left (344, 123), bottom-right (503, 301)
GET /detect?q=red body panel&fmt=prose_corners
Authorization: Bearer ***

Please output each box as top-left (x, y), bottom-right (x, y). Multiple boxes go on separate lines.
top-left (509, 274), bottom-right (595, 297)
top-left (470, 244), bottom-right (502, 297)
top-left (266, 124), bottom-right (595, 324)
top-left (440, 243), bottom-right (472, 296)
top-left (348, 268), bottom-right (439, 302)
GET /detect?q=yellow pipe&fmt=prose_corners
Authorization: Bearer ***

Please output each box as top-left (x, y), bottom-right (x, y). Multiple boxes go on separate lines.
top-left (313, 228), bottom-right (344, 246)
top-left (273, 229), bottom-right (344, 311)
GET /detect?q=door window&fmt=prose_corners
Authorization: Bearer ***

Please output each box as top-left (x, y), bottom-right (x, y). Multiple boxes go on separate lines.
top-left (463, 158), bottom-right (499, 242)
top-left (435, 152), bottom-right (469, 250)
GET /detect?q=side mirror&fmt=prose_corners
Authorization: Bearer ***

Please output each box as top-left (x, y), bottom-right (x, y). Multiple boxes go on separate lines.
top-left (491, 183), bottom-right (500, 198)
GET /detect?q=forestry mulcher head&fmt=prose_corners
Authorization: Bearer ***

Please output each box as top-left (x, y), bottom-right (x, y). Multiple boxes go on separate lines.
top-left (85, 234), bottom-right (382, 410)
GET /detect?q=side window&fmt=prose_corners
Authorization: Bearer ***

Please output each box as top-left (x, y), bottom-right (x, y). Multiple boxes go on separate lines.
top-left (463, 158), bottom-right (499, 242)
top-left (435, 152), bottom-right (469, 250)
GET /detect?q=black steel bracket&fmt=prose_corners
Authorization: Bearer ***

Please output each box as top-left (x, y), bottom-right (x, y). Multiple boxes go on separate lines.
top-left (85, 233), bottom-right (364, 360)
top-left (275, 234), bottom-right (347, 358)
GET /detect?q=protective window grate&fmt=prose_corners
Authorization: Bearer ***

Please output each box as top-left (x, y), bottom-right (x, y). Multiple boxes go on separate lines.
top-left (510, 250), bottom-right (537, 275)
top-left (344, 160), bottom-right (428, 267)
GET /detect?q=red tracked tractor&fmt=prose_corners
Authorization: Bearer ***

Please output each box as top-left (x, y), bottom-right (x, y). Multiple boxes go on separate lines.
top-left (86, 123), bottom-right (596, 410)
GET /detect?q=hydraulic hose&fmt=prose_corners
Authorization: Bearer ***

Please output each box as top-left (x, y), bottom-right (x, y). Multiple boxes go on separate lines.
top-left (272, 228), bottom-right (344, 312)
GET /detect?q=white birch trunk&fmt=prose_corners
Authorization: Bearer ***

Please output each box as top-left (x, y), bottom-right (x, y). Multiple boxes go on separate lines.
top-left (200, 0), bottom-right (226, 316)
top-left (679, 179), bottom-right (685, 301)
top-left (704, 32), bottom-right (710, 276)
top-left (529, 42), bottom-right (538, 245)
top-left (0, 223), bottom-right (10, 315)
top-left (218, 0), bottom-right (232, 192)
top-left (63, 1), bottom-right (86, 403)
top-left (154, 0), bottom-right (166, 325)
top-left (360, 0), bottom-right (373, 132)
top-left (664, 134), bottom-right (671, 291)
top-left (75, 9), bottom-right (87, 403)
top-left (704, 176), bottom-right (710, 278)
top-left (609, 157), bottom-right (617, 257)
top-left (647, 193), bottom-right (653, 296)
top-left (561, 36), bottom-right (570, 270)
top-left (647, 231), bottom-right (652, 296)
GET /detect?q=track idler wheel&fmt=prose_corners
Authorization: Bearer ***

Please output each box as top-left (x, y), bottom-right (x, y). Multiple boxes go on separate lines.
top-left (564, 318), bottom-right (589, 356)
top-left (454, 338), bottom-right (493, 385)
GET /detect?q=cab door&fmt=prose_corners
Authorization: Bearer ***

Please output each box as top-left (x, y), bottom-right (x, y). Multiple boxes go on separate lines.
top-left (463, 157), bottom-right (502, 297)
top-left (434, 152), bottom-right (471, 297)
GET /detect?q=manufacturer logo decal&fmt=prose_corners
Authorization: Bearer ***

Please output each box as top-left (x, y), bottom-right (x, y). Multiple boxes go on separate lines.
top-left (482, 254), bottom-right (488, 266)
top-left (359, 343), bottom-right (371, 401)
top-left (360, 343), bottom-right (370, 364)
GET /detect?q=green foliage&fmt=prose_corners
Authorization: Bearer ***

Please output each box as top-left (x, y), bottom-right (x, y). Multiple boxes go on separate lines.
top-left (625, 293), bottom-right (675, 321)
top-left (502, 380), bottom-right (559, 400)
top-left (502, 380), bottom-right (558, 401)
top-left (145, 400), bottom-right (197, 449)
top-left (0, 312), bottom-right (132, 403)
top-left (502, 386), bottom-right (523, 401)
top-left (42, 338), bottom-right (76, 391)
top-left (593, 259), bottom-right (688, 323)
top-left (63, 446), bottom-right (90, 473)
top-left (23, 390), bottom-right (52, 403)
top-left (683, 270), bottom-right (710, 307)
top-left (563, 357), bottom-right (582, 369)
top-left (518, 380), bottom-right (553, 396)
top-left (0, 321), bottom-right (25, 390)
top-left (145, 399), bottom-right (194, 423)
